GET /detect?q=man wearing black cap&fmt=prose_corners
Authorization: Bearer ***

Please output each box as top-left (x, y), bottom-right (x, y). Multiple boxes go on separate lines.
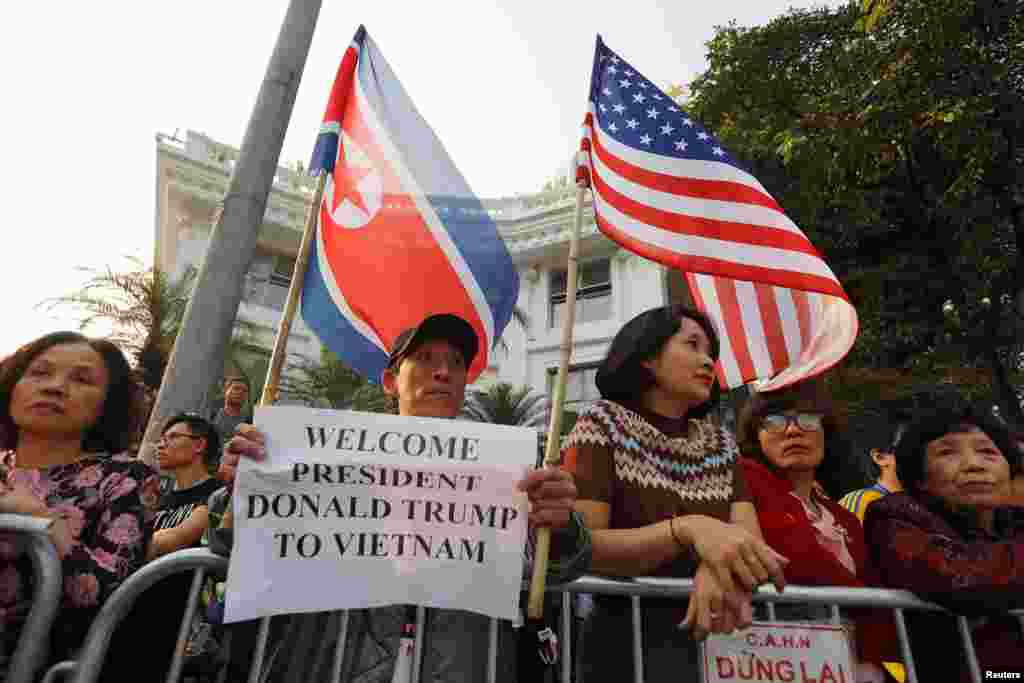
top-left (380, 313), bottom-right (480, 419)
top-left (214, 313), bottom-right (591, 682)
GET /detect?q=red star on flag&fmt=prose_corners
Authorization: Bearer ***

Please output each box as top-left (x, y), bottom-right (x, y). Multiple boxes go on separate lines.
top-left (331, 142), bottom-right (372, 216)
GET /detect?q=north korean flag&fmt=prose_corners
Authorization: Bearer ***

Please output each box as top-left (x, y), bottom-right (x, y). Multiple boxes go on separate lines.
top-left (303, 26), bottom-right (519, 382)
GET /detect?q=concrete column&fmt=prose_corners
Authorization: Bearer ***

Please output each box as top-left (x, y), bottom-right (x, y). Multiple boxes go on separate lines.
top-left (139, 0), bottom-right (323, 465)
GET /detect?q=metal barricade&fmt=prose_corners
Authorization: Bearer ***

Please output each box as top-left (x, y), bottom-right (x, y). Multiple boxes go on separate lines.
top-left (558, 575), bottom-right (1024, 683)
top-left (42, 548), bottom-right (228, 683)
top-left (0, 514), bottom-right (64, 683)
top-left (40, 551), bottom-right (1024, 683)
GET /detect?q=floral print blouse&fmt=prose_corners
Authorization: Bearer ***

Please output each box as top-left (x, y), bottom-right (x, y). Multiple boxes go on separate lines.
top-left (0, 451), bottom-right (160, 630)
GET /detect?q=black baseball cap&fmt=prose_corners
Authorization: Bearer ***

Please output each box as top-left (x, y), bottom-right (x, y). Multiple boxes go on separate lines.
top-left (386, 314), bottom-right (479, 372)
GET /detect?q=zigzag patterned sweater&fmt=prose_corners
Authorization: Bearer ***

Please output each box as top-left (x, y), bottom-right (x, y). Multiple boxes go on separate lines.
top-left (562, 399), bottom-right (749, 579)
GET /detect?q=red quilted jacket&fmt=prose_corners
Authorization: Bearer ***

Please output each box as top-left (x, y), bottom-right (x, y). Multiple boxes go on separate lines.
top-left (740, 457), bottom-right (899, 661)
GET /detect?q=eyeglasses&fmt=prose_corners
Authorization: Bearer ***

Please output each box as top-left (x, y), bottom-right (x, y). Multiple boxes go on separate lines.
top-left (760, 413), bottom-right (824, 433)
top-left (158, 432), bottom-right (201, 445)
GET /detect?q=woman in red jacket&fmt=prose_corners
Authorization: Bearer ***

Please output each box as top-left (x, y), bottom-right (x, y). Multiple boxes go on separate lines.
top-left (736, 380), bottom-right (897, 683)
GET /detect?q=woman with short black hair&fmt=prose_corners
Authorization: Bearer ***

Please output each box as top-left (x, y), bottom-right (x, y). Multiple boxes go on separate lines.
top-left (0, 331), bottom-right (159, 675)
top-left (865, 403), bottom-right (1024, 682)
top-left (563, 305), bottom-right (787, 682)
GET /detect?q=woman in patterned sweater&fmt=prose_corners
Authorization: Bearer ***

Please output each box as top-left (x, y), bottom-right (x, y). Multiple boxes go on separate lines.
top-left (563, 305), bottom-right (787, 682)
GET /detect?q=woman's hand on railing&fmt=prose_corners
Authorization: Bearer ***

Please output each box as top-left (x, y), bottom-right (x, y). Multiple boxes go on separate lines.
top-left (0, 485), bottom-right (50, 517)
top-left (43, 515), bottom-right (72, 558)
top-left (676, 515), bottom-right (788, 594)
top-left (0, 485), bottom-right (73, 557)
top-left (680, 563), bottom-right (753, 641)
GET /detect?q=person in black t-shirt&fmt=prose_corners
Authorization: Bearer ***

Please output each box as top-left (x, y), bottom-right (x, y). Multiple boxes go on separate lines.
top-left (111, 414), bottom-right (224, 678)
top-left (150, 413), bottom-right (223, 557)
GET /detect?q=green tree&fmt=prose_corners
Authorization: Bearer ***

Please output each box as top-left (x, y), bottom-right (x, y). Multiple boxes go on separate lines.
top-left (283, 349), bottom-right (393, 412)
top-left (42, 259), bottom-right (197, 391)
top-left (460, 382), bottom-right (550, 464)
top-left (686, 0), bottom-right (1024, 418)
top-left (43, 258), bottom-right (261, 394)
top-left (460, 382), bottom-right (549, 429)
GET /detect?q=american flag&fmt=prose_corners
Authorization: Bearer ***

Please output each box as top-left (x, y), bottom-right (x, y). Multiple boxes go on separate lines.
top-left (579, 36), bottom-right (858, 391)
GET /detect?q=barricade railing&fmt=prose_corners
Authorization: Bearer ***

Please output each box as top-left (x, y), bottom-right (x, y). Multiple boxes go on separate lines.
top-left (566, 575), bottom-right (1024, 683)
top-left (0, 514), bottom-right (64, 683)
top-left (41, 549), bottom-right (228, 683)
top-left (41, 549), bottom-right (1024, 683)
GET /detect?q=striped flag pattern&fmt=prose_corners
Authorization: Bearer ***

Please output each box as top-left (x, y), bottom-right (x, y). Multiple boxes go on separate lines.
top-left (579, 36), bottom-right (858, 391)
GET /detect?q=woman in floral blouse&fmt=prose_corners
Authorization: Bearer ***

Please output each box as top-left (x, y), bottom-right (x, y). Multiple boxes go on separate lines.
top-left (0, 331), bottom-right (159, 673)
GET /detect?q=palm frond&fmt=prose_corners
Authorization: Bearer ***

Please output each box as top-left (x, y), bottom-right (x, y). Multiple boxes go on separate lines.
top-left (281, 351), bottom-right (393, 412)
top-left (39, 259), bottom-right (199, 391)
top-left (460, 382), bottom-right (549, 429)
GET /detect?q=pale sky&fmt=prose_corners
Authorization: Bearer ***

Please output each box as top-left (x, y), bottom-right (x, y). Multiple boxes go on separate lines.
top-left (0, 0), bottom-right (836, 356)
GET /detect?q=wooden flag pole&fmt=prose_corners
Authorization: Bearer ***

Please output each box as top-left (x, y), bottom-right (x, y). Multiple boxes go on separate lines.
top-left (527, 164), bottom-right (588, 620)
top-left (259, 171), bottom-right (328, 406)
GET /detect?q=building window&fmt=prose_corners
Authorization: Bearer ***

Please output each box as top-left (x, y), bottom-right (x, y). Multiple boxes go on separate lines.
top-left (269, 255), bottom-right (296, 288)
top-left (549, 258), bottom-right (612, 329)
top-left (244, 252), bottom-right (296, 311)
top-left (547, 363), bottom-right (600, 436)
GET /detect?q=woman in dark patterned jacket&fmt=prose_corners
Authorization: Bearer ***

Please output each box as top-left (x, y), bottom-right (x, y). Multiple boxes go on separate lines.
top-left (864, 403), bottom-right (1024, 682)
top-left (563, 305), bottom-right (788, 682)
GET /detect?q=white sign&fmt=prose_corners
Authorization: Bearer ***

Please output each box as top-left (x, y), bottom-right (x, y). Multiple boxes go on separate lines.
top-left (703, 622), bottom-right (855, 683)
top-left (223, 406), bottom-right (535, 623)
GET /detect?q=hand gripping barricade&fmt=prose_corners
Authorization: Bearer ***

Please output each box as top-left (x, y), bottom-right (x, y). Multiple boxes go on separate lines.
top-left (0, 514), bottom-right (65, 683)
top-left (39, 548), bottom-right (1024, 683)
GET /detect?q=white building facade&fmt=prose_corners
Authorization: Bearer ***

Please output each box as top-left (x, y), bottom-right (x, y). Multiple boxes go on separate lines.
top-left (155, 131), bottom-right (687, 408)
top-left (154, 130), bottom-right (323, 383)
top-left (483, 186), bottom-right (689, 426)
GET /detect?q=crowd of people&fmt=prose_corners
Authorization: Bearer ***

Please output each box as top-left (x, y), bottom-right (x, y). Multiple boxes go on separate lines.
top-left (1, 305), bottom-right (1022, 682)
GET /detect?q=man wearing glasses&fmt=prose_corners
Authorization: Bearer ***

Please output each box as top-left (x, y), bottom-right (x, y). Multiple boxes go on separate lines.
top-left (113, 413), bottom-right (226, 681)
top-left (150, 413), bottom-right (223, 560)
